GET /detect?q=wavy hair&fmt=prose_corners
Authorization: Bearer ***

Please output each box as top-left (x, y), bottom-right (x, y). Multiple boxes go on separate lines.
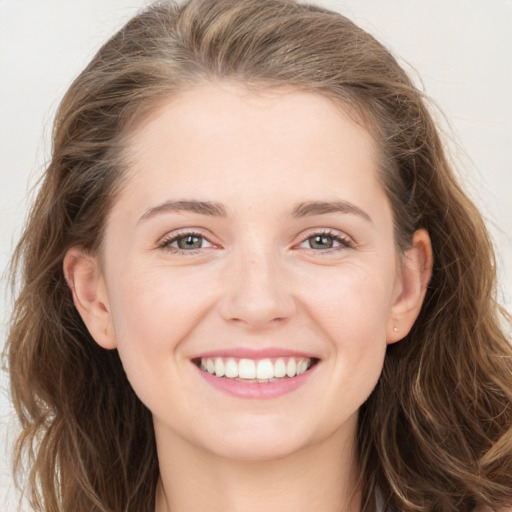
top-left (5, 1), bottom-right (512, 511)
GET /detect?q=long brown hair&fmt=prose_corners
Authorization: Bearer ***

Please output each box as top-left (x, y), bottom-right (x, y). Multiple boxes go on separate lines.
top-left (5, 1), bottom-right (512, 511)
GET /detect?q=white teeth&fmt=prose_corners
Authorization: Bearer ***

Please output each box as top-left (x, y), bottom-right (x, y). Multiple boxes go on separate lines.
top-left (198, 356), bottom-right (314, 381)
top-left (286, 358), bottom-right (297, 378)
top-left (214, 357), bottom-right (225, 377)
top-left (225, 358), bottom-right (238, 378)
top-left (256, 359), bottom-right (274, 380)
top-left (239, 358), bottom-right (257, 379)
top-left (297, 360), bottom-right (308, 375)
top-left (274, 358), bottom-right (287, 378)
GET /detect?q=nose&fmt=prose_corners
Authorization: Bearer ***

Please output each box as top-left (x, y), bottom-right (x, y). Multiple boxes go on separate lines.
top-left (218, 249), bottom-right (296, 329)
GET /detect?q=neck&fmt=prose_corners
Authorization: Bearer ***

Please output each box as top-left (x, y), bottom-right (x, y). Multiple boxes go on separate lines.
top-left (154, 423), bottom-right (362, 512)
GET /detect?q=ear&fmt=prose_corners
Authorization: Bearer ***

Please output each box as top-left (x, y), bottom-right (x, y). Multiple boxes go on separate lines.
top-left (387, 229), bottom-right (433, 344)
top-left (63, 247), bottom-right (117, 349)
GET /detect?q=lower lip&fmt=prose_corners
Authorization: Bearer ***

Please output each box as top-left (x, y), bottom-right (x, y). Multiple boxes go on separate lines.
top-left (195, 363), bottom-right (318, 399)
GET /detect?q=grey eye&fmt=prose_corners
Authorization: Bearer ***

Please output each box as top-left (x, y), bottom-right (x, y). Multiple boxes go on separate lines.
top-left (307, 235), bottom-right (336, 250)
top-left (160, 232), bottom-right (214, 253)
top-left (299, 232), bottom-right (351, 251)
top-left (175, 235), bottom-right (205, 250)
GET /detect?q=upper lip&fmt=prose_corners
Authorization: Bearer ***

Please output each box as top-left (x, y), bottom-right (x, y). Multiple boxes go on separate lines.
top-left (192, 347), bottom-right (320, 360)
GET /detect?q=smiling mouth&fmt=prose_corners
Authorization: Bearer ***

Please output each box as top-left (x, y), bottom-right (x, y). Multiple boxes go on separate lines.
top-left (193, 356), bottom-right (319, 383)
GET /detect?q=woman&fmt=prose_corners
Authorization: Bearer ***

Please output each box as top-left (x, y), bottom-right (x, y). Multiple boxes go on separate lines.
top-left (5, 0), bottom-right (512, 511)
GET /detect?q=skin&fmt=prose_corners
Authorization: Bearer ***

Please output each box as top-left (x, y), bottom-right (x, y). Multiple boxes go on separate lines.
top-left (65, 83), bottom-right (432, 512)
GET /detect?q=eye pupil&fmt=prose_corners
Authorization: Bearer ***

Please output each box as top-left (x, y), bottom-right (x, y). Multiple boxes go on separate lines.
top-left (178, 235), bottom-right (202, 249)
top-left (310, 235), bottom-right (334, 249)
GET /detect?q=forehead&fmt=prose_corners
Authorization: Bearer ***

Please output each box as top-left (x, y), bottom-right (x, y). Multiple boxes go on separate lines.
top-left (115, 83), bottom-right (387, 220)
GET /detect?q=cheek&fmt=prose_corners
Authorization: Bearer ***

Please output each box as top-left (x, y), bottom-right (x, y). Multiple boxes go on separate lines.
top-left (103, 262), bottom-right (212, 414)
top-left (299, 264), bottom-right (392, 397)
top-left (105, 260), bottom-right (216, 356)
top-left (302, 262), bottom-right (394, 340)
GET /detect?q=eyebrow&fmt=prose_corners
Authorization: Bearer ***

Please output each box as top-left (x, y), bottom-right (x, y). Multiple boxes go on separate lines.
top-left (138, 200), bottom-right (227, 223)
top-left (291, 200), bottom-right (372, 222)
top-left (138, 199), bottom-right (371, 223)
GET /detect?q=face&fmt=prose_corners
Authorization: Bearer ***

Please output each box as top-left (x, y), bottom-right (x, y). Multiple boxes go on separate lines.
top-left (67, 83), bottom-right (430, 462)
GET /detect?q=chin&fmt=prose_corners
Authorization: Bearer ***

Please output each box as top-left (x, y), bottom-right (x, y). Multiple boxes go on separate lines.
top-left (198, 416), bottom-right (315, 462)
top-left (209, 438), bottom-right (305, 463)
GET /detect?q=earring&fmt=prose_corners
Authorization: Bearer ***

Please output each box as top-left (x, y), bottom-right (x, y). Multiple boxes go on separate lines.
top-left (393, 327), bottom-right (399, 332)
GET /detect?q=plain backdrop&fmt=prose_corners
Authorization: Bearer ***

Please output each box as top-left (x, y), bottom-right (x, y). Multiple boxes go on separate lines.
top-left (1, 1), bottom-right (511, 510)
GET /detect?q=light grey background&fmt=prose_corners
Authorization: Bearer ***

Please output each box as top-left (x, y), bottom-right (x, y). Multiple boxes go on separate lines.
top-left (1, 1), bottom-right (511, 510)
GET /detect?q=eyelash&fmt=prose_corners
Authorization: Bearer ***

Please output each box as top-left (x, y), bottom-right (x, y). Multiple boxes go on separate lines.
top-left (299, 230), bottom-right (354, 253)
top-left (157, 230), bottom-right (212, 254)
top-left (157, 229), bottom-right (354, 255)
